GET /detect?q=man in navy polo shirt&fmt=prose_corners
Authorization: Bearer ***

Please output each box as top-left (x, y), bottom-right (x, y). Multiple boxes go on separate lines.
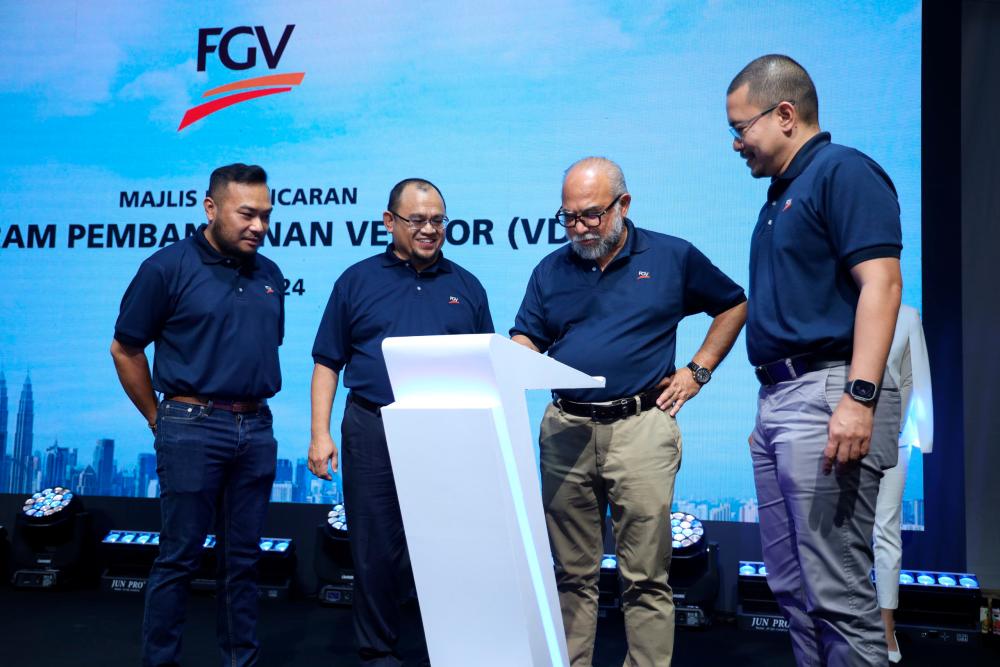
top-left (727, 55), bottom-right (903, 666)
top-left (308, 178), bottom-right (493, 666)
top-left (510, 157), bottom-right (747, 667)
top-left (111, 163), bottom-right (284, 667)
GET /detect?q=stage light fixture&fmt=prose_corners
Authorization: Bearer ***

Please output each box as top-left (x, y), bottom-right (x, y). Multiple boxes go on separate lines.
top-left (892, 569), bottom-right (983, 644)
top-left (597, 553), bottom-right (621, 615)
top-left (101, 530), bottom-right (294, 598)
top-left (598, 512), bottom-right (719, 626)
top-left (739, 562), bottom-right (985, 642)
top-left (100, 530), bottom-right (160, 593)
top-left (11, 487), bottom-right (95, 588)
top-left (668, 512), bottom-right (718, 627)
top-left (192, 534), bottom-right (296, 599)
top-left (670, 512), bottom-right (705, 552)
top-left (736, 559), bottom-right (786, 632)
top-left (316, 503), bottom-right (354, 606)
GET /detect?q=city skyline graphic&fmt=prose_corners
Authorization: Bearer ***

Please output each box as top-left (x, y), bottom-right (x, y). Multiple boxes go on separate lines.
top-left (0, 366), bottom-right (924, 529)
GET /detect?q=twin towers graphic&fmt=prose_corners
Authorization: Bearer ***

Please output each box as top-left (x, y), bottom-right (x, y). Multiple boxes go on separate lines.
top-left (0, 369), bottom-right (34, 494)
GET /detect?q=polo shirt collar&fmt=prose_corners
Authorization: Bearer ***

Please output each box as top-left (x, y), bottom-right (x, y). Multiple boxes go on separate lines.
top-left (193, 224), bottom-right (258, 270)
top-left (773, 131), bottom-right (831, 184)
top-left (565, 218), bottom-right (647, 268)
top-left (380, 243), bottom-right (452, 274)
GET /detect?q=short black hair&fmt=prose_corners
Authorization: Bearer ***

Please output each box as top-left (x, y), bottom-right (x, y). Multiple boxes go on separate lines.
top-left (728, 54), bottom-right (819, 125)
top-left (207, 163), bottom-right (268, 200)
top-left (387, 178), bottom-right (446, 213)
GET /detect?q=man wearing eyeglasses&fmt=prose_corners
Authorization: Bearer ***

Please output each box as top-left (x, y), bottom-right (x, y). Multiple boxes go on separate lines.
top-left (727, 55), bottom-right (903, 666)
top-left (510, 157), bottom-right (747, 667)
top-left (308, 178), bottom-right (493, 666)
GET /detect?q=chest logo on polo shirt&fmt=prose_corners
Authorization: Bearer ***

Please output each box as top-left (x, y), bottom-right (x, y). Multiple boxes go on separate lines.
top-left (782, 198), bottom-right (793, 212)
top-left (637, 270), bottom-right (651, 280)
top-left (448, 296), bottom-right (460, 304)
top-left (265, 285), bottom-right (275, 294)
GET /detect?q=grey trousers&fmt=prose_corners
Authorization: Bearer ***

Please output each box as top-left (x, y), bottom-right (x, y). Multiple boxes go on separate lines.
top-left (750, 364), bottom-right (900, 667)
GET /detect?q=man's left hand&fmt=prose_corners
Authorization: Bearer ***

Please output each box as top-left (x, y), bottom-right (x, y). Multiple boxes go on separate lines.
top-left (824, 395), bottom-right (875, 474)
top-left (655, 369), bottom-right (702, 417)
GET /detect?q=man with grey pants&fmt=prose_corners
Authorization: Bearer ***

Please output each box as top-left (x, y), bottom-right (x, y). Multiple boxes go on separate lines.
top-left (727, 55), bottom-right (903, 665)
top-left (511, 157), bottom-right (747, 666)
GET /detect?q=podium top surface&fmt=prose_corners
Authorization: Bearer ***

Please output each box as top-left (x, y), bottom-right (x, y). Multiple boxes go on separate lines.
top-left (382, 334), bottom-right (604, 406)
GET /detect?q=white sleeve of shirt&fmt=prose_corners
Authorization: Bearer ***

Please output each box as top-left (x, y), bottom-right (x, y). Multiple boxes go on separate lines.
top-left (893, 304), bottom-right (934, 454)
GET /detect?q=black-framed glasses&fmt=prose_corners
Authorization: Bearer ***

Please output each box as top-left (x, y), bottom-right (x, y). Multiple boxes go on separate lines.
top-left (390, 211), bottom-right (449, 230)
top-left (728, 102), bottom-right (783, 141)
top-left (555, 193), bottom-right (623, 229)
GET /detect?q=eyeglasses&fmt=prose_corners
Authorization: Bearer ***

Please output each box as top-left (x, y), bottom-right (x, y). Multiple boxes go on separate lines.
top-left (728, 102), bottom-right (783, 141)
top-left (390, 211), bottom-right (449, 230)
top-left (555, 193), bottom-right (623, 229)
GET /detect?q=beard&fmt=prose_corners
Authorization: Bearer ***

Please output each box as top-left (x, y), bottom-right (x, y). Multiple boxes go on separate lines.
top-left (570, 210), bottom-right (624, 260)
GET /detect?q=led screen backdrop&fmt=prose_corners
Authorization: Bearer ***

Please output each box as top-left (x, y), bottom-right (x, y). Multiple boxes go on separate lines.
top-left (0, 1), bottom-right (923, 525)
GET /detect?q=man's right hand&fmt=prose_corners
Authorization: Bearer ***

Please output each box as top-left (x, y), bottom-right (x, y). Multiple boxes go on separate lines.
top-left (307, 432), bottom-right (339, 480)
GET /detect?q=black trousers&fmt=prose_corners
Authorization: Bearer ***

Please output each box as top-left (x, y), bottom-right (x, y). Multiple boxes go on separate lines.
top-left (341, 397), bottom-right (429, 666)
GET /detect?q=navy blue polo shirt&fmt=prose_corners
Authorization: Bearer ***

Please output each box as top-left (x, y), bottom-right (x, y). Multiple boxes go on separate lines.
top-left (747, 132), bottom-right (902, 366)
top-left (510, 219), bottom-right (746, 402)
top-left (114, 225), bottom-right (285, 399)
top-left (312, 245), bottom-right (495, 406)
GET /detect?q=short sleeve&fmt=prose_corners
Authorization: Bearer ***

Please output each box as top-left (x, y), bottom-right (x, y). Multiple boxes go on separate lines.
top-left (311, 279), bottom-right (352, 372)
top-left (114, 260), bottom-right (171, 348)
top-left (682, 245), bottom-right (747, 317)
top-left (824, 155), bottom-right (903, 268)
top-left (510, 267), bottom-right (552, 351)
top-left (475, 283), bottom-right (496, 334)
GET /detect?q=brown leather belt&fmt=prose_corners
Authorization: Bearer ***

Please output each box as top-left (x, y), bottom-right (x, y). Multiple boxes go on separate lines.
top-left (555, 388), bottom-right (660, 422)
top-left (166, 395), bottom-right (264, 413)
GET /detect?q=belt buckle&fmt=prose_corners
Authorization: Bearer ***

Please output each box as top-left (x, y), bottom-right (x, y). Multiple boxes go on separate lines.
top-left (784, 358), bottom-right (799, 380)
top-left (614, 397), bottom-right (632, 419)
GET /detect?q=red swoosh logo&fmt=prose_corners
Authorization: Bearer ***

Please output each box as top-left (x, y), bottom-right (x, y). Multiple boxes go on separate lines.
top-left (178, 72), bottom-right (305, 131)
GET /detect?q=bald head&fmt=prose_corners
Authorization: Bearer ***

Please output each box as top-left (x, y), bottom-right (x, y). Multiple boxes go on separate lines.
top-left (563, 157), bottom-right (627, 198)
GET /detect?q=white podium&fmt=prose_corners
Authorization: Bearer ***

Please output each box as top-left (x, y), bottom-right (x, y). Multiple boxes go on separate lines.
top-left (380, 333), bottom-right (604, 667)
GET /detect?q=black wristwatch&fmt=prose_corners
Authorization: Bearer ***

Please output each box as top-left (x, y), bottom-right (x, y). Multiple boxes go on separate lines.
top-left (844, 378), bottom-right (878, 404)
top-left (687, 361), bottom-right (712, 385)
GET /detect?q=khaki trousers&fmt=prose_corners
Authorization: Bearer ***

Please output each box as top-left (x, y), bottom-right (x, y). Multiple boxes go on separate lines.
top-left (540, 403), bottom-right (683, 667)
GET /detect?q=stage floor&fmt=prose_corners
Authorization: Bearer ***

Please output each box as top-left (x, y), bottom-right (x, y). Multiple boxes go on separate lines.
top-left (0, 586), bottom-right (995, 665)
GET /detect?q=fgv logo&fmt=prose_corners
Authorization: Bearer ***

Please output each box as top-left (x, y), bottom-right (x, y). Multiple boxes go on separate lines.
top-left (179, 25), bottom-right (304, 131)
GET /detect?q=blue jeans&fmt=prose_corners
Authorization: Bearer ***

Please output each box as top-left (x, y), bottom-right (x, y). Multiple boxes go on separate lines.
top-left (142, 399), bottom-right (277, 667)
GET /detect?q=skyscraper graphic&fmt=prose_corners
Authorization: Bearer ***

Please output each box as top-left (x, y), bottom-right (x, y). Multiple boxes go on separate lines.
top-left (93, 438), bottom-right (115, 496)
top-left (137, 452), bottom-right (158, 499)
top-left (43, 439), bottom-right (71, 489)
top-left (11, 373), bottom-right (34, 493)
top-left (75, 465), bottom-right (98, 496)
top-left (0, 368), bottom-right (8, 492)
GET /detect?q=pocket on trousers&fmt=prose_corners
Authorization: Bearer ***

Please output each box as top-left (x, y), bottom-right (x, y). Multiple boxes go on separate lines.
top-left (159, 400), bottom-right (209, 424)
top-left (155, 405), bottom-right (209, 493)
top-left (821, 366), bottom-right (847, 415)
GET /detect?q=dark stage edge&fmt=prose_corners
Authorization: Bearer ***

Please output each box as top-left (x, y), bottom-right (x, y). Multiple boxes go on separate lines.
top-left (1, 588), bottom-right (997, 666)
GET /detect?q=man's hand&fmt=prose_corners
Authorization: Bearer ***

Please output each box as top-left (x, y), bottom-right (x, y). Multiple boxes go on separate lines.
top-left (308, 432), bottom-right (339, 480)
top-left (824, 395), bottom-right (874, 474)
top-left (655, 369), bottom-right (703, 417)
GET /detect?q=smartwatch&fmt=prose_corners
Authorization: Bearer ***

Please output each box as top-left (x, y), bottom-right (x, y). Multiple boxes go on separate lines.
top-left (844, 378), bottom-right (878, 404)
top-left (687, 361), bottom-right (712, 385)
